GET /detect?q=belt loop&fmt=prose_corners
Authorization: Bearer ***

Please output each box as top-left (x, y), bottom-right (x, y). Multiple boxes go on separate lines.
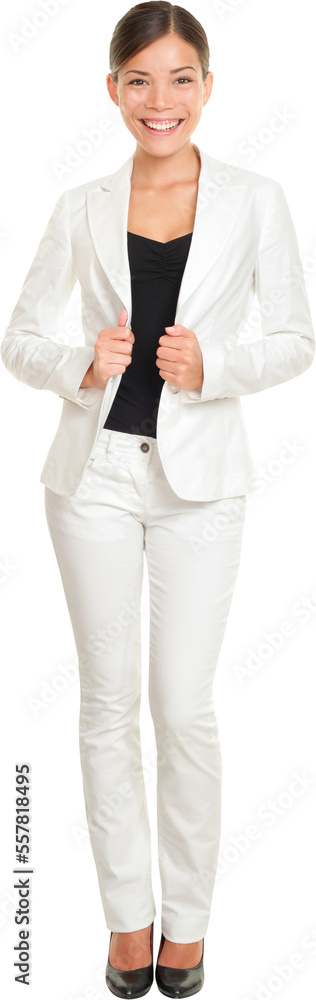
top-left (105, 429), bottom-right (113, 459)
top-left (99, 427), bottom-right (112, 459)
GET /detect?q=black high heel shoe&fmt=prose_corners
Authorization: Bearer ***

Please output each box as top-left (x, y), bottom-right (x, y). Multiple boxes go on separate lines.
top-left (155, 932), bottom-right (204, 998)
top-left (105, 921), bottom-right (154, 998)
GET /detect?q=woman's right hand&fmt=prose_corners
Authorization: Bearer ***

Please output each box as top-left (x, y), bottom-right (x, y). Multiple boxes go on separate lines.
top-left (80, 308), bottom-right (134, 389)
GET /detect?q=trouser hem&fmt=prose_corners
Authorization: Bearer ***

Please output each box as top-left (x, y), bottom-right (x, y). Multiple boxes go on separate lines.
top-left (105, 912), bottom-right (157, 934)
top-left (160, 923), bottom-right (209, 944)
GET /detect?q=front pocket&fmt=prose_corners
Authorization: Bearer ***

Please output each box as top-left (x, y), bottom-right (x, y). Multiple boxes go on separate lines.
top-left (88, 450), bottom-right (134, 489)
top-left (105, 452), bottom-right (134, 487)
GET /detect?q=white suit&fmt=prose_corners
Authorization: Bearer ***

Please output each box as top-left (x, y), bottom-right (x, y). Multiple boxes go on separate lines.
top-left (3, 148), bottom-right (315, 943)
top-left (2, 145), bottom-right (314, 500)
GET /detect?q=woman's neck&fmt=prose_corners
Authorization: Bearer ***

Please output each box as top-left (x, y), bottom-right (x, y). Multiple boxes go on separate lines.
top-left (130, 142), bottom-right (201, 190)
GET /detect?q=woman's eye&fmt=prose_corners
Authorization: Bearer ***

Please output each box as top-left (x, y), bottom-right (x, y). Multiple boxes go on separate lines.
top-left (128, 77), bottom-right (192, 86)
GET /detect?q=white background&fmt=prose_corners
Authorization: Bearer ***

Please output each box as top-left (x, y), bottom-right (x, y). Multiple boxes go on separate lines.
top-left (1, 1), bottom-right (316, 998)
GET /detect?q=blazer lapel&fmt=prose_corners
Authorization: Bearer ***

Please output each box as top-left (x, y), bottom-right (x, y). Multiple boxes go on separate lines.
top-left (87, 155), bottom-right (134, 321)
top-left (87, 147), bottom-right (245, 323)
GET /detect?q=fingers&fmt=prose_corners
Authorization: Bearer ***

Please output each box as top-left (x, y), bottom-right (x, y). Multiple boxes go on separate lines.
top-left (99, 336), bottom-right (133, 356)
top-left (118, 307), bottom-right (128, 326)
top-left (118, 307), bottom-right (134, 342)
top-left (96, 308), bottom-right (134, 347)
top-left (97, 323), bottom-right (134, 344)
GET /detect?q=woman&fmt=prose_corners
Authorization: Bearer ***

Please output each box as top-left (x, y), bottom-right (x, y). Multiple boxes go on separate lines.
top-left (2, 3), bottom-right (314, 997)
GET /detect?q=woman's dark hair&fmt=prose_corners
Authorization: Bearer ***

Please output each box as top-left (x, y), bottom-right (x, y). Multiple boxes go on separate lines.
top-left (109, 1), bottom-right (210, 83)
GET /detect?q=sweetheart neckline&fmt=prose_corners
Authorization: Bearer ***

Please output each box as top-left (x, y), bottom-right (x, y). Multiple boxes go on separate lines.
top-left (127, 231), bottom-right (193, 246)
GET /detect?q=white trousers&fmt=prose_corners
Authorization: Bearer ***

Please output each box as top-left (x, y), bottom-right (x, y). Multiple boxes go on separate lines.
top-left (44, 428), bottom-right (246, 943)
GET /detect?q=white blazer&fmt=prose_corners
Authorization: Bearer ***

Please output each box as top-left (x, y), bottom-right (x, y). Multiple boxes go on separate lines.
top-left (1, 146), bottom-right (314, 501)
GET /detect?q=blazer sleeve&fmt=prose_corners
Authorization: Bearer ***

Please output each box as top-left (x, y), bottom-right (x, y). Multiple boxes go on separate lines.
top-left (184, 181), bottom-right (315, 402)
top-left (0, 189), bottom-right (102, 407)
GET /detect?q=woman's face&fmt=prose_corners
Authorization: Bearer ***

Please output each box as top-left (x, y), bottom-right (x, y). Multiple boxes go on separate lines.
top-left (107, 33), bottom-right (213, 158)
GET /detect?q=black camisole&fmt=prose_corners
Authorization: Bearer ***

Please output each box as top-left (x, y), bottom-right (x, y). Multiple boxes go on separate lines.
top-left (103, 231), bottom-right (193, 438)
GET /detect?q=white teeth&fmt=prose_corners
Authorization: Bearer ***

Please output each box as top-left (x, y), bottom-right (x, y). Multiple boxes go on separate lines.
top-left (143, 120), bottom-right (180, 131)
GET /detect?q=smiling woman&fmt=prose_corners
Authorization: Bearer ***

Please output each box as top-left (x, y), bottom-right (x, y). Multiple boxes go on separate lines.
top-left (106, 1), bottom-right (213, 168)
top-left (103, 11), bottom-right (214, 247)
top-left (1, 1), bottom-right (314, 998)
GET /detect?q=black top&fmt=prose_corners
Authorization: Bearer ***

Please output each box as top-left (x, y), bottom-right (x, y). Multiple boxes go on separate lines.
top-left (103, 231), bottom-right (193, 438)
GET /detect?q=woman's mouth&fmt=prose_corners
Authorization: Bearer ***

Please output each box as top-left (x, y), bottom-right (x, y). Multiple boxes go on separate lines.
top-left (140, 118), bottom-right (184, 135)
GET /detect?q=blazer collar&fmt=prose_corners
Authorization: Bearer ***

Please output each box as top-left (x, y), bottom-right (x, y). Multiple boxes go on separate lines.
top-left (87, 145), bottom-right (245, 323)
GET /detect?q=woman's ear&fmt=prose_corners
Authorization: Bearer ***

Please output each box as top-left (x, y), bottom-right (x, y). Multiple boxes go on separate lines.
top-left (203, 71), bottom-right (214, 107)
top-left (106, 73), bottom-right (120, 107)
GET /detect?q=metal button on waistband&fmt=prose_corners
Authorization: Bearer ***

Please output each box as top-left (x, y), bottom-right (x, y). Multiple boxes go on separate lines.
top-left (140, 442), bottom-right (150, 452)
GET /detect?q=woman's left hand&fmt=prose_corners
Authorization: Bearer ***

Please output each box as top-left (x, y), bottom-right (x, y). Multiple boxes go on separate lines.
top-left (156, 325), bottom-right (204, 391)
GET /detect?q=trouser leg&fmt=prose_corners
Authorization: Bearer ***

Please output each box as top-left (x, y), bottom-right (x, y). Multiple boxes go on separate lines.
top-left (145, 494), bottom-right (246, 942)
top-left (44, 481), bottom-right (156, 932)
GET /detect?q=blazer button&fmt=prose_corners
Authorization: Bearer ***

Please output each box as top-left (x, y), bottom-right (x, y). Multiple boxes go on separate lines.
top-left (140, 442), bottom-right (150, 452)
